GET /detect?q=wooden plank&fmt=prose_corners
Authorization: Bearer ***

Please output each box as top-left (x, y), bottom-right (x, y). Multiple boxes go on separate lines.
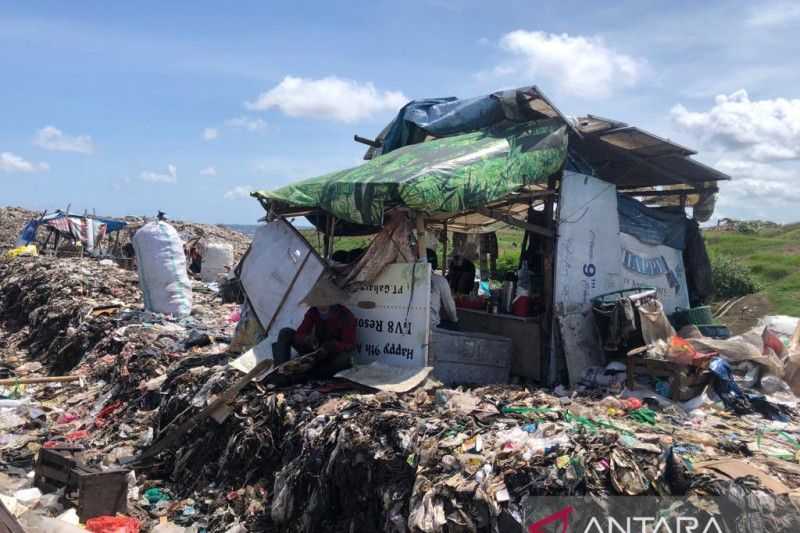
top-left (0, 499), bottom-right (25, 533)
top-left (0, 375), bottom-right (80, 386)
top-left (415, 213), bottom-right (426, 260)
top-left (476, 207), bottom-right (554, 238)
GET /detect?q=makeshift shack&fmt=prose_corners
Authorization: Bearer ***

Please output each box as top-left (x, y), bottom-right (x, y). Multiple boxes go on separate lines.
top-left (243, 85), bottom-right (729, 387)
top-left (15, 210), bottom-right (128, 257)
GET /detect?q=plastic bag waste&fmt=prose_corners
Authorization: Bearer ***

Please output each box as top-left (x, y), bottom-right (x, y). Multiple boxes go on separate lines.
top-left (85, 515), bottom-right (140, 533)
top-left (19, 512), bottom-right (85, 533)
top-left (761, 374), bottom-right (793, 395)
top-left (5, 244), bottom-right (38, 258)
top-left (638, 300), bottom-right (676, 345)
top-left (133, 221), bottom-right (193, 317)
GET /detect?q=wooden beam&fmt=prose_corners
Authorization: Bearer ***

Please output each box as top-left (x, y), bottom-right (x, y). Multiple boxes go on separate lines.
top-left (415, 212), bottom-right (426, 260)
top-left (477, 207), bottom-right (554, 238)
top-left (353, 134), bottom-right (382, 148)
top-left (0, 375), bottom-right (81, 386)
top-left (620, 187), bottom-right (716, 197)
top-left (541, 172), bottom-right (560, 385)
top-left (442, 221), bottom-right (448, 275)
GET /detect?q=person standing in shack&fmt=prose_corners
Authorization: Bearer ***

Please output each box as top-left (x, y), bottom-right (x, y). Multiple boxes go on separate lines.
top-left (272, 278), bottom-right (356, 379)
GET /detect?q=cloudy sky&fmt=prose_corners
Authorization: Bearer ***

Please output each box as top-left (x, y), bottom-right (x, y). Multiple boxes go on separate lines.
top-left (2, 1), bottom-right (799, 223)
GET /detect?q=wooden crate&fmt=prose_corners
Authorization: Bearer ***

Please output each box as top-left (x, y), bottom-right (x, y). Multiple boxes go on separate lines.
top-left (626, 352), bottom-right (710, 401)
top-left (34, 448), bottom-right (129, 522)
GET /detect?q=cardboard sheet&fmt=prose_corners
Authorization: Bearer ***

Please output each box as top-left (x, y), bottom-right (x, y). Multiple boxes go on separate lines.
top-left (335, 363), bottom-right (433, 393)
top-left (230, 337), bottom-right (273, 374)
top-left (695, 459), bottom-right (790, 495)
top-left (558, 311), bottom-right (605, 386)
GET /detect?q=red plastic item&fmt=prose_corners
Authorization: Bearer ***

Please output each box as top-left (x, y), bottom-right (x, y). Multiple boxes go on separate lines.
top-left (95, 400), bottom-right (124, 428)
top-left (85, 516), bottom-right (140, 533)
top-left (57, 413), bottom-right (79, 424)
top-left (454, 295), bottom-right (486, 310)
top-left (623, 398), bottom-right (643, 410)
top-left (65, 430), bottom-right (90, 442)
top-left (512, 296), bottom-right (530, 317)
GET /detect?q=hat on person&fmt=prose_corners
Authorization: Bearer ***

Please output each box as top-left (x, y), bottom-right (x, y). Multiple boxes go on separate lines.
top-left (302, 276), bottom-right (350, 307)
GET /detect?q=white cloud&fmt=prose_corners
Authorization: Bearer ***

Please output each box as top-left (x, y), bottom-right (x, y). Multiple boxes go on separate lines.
top-left (715, 159), bottom-right (800, 212)
top-left (671, 90), bottom-right (800, 162)
top-left (245, 75), bottom-right (408, 122)
top-left (0, 152), bottom-right (49, 173)
top-left (200, 166), bottom-right (217, 176)
top-left (203, 128), bottom-right (219, 141)
top-left (480, 31), bottom-right (644, 99)
top-left (33, 126), bottom-right (93, 154)
top-left (225, 116), bottom-right (267, 131)
top-left (140, 164), bottom-right (177, 184)
top-left (224, 185), bottom-right (254, 200)
top-left (748, 2), bottom-right (800, 26)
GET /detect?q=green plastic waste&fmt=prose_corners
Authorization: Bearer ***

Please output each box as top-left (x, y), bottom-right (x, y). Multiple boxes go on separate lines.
top-left (501, 406), bottom-right (554, 418)
top-left (145, 487), bottom-right (170, 504)
top-left (629, 408), bottom-right (657, 425)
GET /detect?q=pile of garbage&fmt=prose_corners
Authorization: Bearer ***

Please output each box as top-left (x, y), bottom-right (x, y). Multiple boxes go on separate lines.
top-left (0, 207), bottom-right (38, 249)
top-left (0, 256), bottom-right (143, 374)
top-left (1, 221), bottom-right (800, 531)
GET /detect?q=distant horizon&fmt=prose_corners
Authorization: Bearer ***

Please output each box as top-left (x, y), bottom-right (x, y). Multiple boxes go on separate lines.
top-left (4, 204), bottom-right (797, 230)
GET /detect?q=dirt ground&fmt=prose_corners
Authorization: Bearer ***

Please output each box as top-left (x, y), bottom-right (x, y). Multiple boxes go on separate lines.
top-left (712, 292), bottom-right (772, 335)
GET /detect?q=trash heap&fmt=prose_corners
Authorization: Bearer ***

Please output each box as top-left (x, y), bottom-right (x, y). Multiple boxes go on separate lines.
top-left (1, 227), bottom-right (800, 531)
top-left (0, 255), bottom-right (143, 374)
top-left (0, 207), bottom-right (38, 249)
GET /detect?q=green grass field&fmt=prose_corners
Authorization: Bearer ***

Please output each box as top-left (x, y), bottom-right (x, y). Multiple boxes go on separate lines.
top-left (704, 224), bottom-right (800, 316)
top-left (303, 223), bottom-right (800, 316)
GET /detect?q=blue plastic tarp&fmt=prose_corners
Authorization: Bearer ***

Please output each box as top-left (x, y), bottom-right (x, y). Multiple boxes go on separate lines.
top-left (378, 88), bottom-right (594, 177)
top-left (381, 95), bottom-right (507, 154)
top-left (15, 220), bottom-right (40, 246)
top-left (617, 195), bottom-right (687, 250)
top-left (95, 217), bottom-right (127, 233)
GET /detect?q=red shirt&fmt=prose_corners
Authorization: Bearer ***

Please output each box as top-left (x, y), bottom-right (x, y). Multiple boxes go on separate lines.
top-left (294, 305), bottom-right (357, 353)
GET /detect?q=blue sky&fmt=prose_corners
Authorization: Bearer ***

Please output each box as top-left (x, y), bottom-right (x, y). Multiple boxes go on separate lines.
top-left (2, 0), bottom-right (799, 223)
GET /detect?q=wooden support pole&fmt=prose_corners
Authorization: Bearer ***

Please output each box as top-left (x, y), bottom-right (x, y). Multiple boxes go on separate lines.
top-left (442, 221), bottom-right (448, 274)
top-left (518, 228), bottom-right (530, 269)
top-left (415, 212), bottom-right (426, 261)
top-left (323, 215), bottom-right (336, 259)
top-left (541, 173), bottom-right (560, 384)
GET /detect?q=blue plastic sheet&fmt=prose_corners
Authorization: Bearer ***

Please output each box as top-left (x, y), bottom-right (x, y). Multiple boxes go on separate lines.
top-left (15, 220), bottom-right (39, 246)
top-left (380, 94), bottom-right (508, 155)
top-left (618, 195), bottom-right (687, 250)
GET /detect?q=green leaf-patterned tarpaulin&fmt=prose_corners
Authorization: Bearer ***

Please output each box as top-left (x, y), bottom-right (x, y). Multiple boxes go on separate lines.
top-left (253, 118), bottom-right (568, 226)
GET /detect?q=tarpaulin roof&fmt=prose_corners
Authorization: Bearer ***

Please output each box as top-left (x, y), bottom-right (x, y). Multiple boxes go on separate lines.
top-left (364, 86), bottom-right (573, 160)
top-left (253, 85), bottom-right (730, 229)
top-left (253, 119), bottom-right (568, 226)
top-left (363, 88), bottom-right (729, 190)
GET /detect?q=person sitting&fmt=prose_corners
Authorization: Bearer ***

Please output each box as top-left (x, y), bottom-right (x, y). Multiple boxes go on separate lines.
top-left (272, 283), bottom-right (356, 380)
top-left (427, 249), bottom-right (459, 331)
top-left (188, 246), bottom-right (202, 275)
top-left (447, 253), bottom-right (476, 295)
